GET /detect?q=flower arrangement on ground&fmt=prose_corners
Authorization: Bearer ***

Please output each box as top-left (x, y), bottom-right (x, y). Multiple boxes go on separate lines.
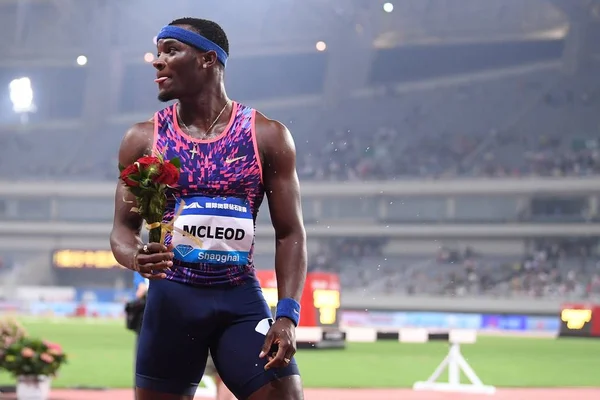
top-left (1, 337), bottom-right (67, 378)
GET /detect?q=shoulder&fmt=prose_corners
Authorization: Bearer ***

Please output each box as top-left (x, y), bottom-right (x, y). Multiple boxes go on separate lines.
top-left (123, 120), bottom-right (154, 145)
top-left (118, 119), bottom-right (155, 165)
top-left (253, 111), bottom-right (296, 157)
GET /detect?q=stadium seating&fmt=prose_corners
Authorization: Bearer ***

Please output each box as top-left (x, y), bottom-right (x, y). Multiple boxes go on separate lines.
top-left (2, 69), bottom-right (599, 182)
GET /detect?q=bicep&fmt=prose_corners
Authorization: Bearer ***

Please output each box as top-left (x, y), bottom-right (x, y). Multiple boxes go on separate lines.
top-left (263, 128), bottom-right (304, 236)
top-left (112, 124), bottom-right (150, 232)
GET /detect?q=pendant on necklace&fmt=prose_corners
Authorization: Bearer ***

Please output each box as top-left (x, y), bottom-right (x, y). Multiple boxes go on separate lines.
top-left (190, 144), bottom-right (199, 159)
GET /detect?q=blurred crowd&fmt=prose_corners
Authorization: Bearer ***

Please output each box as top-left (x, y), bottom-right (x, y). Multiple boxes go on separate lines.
top-left (297, 72), bottom-right (600, 181)
top-left (433, 242), bottom-right (596, 299)
top-left (310, 238), bottom-right (600, 300)
top-left (2, 70), bottom-right (600, 182)
top-left (297, 124), bottom-right (600, 181)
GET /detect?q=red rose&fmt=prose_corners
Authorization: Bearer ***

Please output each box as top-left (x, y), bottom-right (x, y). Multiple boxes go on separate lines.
top-left (137, 156), bottom-right (161, 168)
top-left (137, 156), bottom-right (162, 178)
top-left (155, 161), bottom-right (180, 186)
top-left (119, 164), bottom-right (140, 187)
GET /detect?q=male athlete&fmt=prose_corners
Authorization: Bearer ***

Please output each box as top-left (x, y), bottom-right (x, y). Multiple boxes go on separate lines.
top-left (110, 17), bottom-right (307, 400)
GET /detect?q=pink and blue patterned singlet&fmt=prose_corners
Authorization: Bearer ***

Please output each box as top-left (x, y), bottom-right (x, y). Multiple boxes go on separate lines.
top-left (152, 102), bottom-right (264, 286)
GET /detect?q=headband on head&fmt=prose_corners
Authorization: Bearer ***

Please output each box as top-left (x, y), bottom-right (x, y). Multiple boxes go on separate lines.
top-left (156, 25), bottom-right (228, 67)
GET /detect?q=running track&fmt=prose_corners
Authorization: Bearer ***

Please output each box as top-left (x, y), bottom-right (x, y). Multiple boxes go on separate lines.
top-left (2, 388), bottom-right (600, 399)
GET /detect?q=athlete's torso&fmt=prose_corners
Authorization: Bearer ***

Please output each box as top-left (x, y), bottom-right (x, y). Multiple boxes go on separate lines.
top-left (153, 102), bottom-right (264, 286)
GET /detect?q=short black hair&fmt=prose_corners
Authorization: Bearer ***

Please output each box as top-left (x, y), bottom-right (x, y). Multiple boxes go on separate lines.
top-left (169, 17), bottom-right (229, 56)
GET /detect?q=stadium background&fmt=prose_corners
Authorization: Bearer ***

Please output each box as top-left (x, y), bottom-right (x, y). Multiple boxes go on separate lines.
top-left (1, 0), bottom-right (600, 398)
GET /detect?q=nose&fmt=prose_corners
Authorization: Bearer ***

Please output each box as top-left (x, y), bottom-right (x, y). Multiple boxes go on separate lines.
top-left (153, 59), bottom-right (166, 71)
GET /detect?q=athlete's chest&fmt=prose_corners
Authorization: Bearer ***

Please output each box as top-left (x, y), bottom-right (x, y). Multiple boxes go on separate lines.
top-left (161, 135), bottom-right (261, 196)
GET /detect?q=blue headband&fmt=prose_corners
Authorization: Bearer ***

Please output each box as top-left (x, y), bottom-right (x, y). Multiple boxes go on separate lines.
top-left (156, 25), bottom-right (228, 67)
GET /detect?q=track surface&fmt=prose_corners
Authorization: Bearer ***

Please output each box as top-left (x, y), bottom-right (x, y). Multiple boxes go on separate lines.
top-left (2, 388), bottom-right (599, 399)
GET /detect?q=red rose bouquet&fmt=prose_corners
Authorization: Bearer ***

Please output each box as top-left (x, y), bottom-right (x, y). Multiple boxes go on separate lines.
top-left (119, 154), bottom-right (181, 243)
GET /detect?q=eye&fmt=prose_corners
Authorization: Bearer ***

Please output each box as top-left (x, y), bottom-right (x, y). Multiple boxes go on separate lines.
top-left (168, 47), bottom-right (177, 54)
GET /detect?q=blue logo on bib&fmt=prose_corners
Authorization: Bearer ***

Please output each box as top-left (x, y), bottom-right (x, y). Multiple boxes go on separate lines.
top-left (175, 244), bottom-right (195, 258)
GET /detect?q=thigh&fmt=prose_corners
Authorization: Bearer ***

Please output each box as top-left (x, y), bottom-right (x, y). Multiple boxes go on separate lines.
top-left (210, 280), bottom-right (302, 400)
top-left (247, 375), bottom-right (304, 400)
top-left (136, 279), bottom-right (212, 397)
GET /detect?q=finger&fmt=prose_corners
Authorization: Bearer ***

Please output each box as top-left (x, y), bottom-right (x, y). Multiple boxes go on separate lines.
top-left (137, 253), bottom-right (174, 266)
top-left (140, 272), bottom-right (167, 280)
top-left (265, 340), bottom-right (289, 369)
top-left (138, 260), bottom-right (173, 272)
top-left (283, 348), bottom-right (295, 366)
top-left (259, 333), bottom-right (274, 359)
top-left (138, 251), bottom-right (175, 262)
top-left (285, 342), bottom-right (297, 361)
top-left (144, 243), bottom-right (169, 253)
top-left (138, 261), bottom-right (173, 274)
top-left (264, 341), bottom-right (289, 370)
top-left (166, 243), bottom-right (175, 251)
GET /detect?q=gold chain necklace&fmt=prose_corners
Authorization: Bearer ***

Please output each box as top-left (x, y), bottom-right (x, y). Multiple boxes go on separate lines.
top-left (177, 101), bottom-right (229, 159)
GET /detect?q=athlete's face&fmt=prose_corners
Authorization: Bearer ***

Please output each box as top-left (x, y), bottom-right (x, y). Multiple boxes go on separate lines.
top-left (153, 36), bottom-right (205, 102)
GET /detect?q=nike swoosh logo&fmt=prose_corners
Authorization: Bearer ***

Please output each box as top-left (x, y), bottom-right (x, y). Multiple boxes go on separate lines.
top-left (225, 156), bottom-right (246, 164)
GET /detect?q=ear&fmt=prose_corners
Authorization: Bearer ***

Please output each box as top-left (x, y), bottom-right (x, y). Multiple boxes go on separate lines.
top-left (200, 51), bottom-right (219, 69)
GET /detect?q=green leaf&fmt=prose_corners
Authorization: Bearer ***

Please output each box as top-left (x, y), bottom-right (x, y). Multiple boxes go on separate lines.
top-left (118, 163), bottom-right (125, 172)
top-left (170, 157), bottom-right (181, 169)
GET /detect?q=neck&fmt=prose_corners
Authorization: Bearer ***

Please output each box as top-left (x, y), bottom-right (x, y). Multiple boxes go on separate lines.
top-left (177, 83), bottom-right (230, 131)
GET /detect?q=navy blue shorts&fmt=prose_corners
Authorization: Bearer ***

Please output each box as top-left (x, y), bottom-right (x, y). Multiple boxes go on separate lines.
top-left (135, 277), bottom-right (300, 399)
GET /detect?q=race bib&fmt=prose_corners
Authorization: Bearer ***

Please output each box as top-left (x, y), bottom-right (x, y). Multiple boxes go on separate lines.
top-left (171, 196), bottom-right (254, 266)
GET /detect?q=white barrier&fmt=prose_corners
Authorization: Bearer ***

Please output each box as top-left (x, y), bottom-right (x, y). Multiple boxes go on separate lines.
top-left (344, 327), bottom-right (378, 343)
top-left (340, 327), bottom-right (496, 396)
top-left (412, 329), bottom-right (495, 395)
top-left (295, 327), bottom-right (325, 343)
top-left (398, 327), bottom-right (429, 343)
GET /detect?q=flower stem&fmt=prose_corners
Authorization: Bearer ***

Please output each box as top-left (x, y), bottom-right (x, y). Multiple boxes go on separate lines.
top-left (148, 226), bottom-right (162, 244)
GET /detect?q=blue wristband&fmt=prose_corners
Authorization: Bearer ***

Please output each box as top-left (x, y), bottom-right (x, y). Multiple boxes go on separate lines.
top-left (276, 298), bottom-right (301, 327)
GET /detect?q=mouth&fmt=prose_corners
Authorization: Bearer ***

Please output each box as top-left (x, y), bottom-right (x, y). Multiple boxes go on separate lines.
top-left (154, 76), bottom-right (170, 86)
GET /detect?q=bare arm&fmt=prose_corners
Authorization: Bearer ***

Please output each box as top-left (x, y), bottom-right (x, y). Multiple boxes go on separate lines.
top-left (254, 114), bottom-right (308, 369)
top-left (259, 115), bottom-right (307, 304)
top-left (109, 122), bottom-right (154, 270)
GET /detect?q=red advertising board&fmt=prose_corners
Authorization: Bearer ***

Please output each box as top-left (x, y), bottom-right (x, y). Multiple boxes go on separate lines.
top-left (255, 270), bottom-right (341, 328)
